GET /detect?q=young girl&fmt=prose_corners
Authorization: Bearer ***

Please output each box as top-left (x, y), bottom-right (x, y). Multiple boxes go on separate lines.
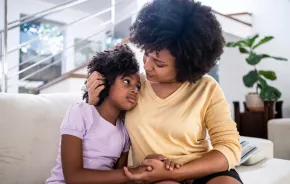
top-left (46, 45), bottom-right (145, 184)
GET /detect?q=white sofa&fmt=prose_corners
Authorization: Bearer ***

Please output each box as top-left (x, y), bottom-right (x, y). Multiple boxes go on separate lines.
top-left (268, 118), bottom-right (290, 160)
top-left (1, 93), bottom-right (290, 184)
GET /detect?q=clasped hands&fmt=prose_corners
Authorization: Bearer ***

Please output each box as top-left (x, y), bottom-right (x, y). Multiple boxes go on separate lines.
top-left (124, 154), bottom-right (182, 183)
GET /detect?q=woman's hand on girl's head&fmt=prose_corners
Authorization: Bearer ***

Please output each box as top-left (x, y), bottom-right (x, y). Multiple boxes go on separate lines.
top-left (87, 71), bottom-right (105, 105)
top-left (145, 154), bottom-right (182, 171)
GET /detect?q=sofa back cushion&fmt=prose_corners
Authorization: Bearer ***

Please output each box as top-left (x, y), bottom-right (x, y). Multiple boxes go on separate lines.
top-left (0, 93), bottom-right (82, 184)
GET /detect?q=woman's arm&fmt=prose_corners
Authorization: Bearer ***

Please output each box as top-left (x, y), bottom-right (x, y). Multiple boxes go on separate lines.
top-left (171, 84), bottom-right (242, 181)
top-left (61, 135), bottom-right (144, 184)
top-left (170, 150), bottom-right (228, 181)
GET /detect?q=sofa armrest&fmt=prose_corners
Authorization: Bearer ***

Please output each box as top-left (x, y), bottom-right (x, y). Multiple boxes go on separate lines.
top-left (268, 118), bottom-right (290, 160)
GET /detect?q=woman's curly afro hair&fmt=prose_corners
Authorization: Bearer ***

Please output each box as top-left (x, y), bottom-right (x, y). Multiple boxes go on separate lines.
top-left (130, 0), bottom-right (225, 83)
top-left (83, 44), bottom-right (139, 106)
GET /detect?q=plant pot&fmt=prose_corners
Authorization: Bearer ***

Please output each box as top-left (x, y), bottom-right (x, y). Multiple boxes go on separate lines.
top-left (246, 93), bottom-right (264, 112)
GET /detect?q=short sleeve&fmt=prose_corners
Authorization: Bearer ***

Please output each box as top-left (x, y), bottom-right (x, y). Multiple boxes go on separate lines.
top-left (60, 104), bottom-right (86, 139)
top-left (123, 127), bottom-right (131, 153)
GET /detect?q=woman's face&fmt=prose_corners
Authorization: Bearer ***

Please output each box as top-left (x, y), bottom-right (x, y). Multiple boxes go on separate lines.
top-left (144, 49), bottom-right (177, 83)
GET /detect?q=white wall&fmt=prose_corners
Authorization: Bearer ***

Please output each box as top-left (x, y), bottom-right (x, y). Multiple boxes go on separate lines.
top-left (214, 13), bottom-right (253, 38)
top-left (194, 0), bottom-right (290, 118)
top-left (0, 0), bottom-right (107, 93)
top-left (251, 0), bottom-right (290, 117)
top-left (197, 0), bottom-right (253, 14)
top-left (219, 33), bottom-right (253, 116)
top-left (40, 77), bottom-right (86, 94)
top-left (218, 1), bottom-right (290, 118)
top-left (116, 0), bottom-right (138, 23)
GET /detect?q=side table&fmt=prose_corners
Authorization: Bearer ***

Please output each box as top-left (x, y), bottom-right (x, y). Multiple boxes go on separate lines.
top-left (233, 101), bottom-right (275, 139)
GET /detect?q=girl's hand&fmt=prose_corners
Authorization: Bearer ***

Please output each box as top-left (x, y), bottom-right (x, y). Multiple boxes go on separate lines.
top-left (86, 71), bottom-right (105, 105)
top-left (145, 154), bottom-right (182, 171)
top-left (126, 165), bottom-right (152, 184)
top-left (124, 159), bottom-right (175, 183)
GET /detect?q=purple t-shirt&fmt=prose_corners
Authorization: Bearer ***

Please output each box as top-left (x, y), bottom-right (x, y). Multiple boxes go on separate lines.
top-left (46, 103), bottom-right (130, 184)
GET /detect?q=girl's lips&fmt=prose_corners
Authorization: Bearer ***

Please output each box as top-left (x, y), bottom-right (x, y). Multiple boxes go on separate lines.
top-left (127, 96), bottom-right (136, 104)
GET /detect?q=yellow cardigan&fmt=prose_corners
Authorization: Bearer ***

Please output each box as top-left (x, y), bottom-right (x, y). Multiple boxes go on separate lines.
top-left (125, 75), bottom-right (241, 169)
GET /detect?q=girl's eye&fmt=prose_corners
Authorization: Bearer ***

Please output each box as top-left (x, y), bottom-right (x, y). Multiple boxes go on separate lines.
top-left (135, 86), bottom-right (141, 92)
top-left (124, 79), bottom-right (130, 85)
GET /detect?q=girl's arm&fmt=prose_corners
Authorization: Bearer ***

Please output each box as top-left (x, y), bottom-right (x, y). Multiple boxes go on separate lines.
top-left (115, 152), bottom-right (129, 169)
top-left (61, 134), bottom-right (144, 184)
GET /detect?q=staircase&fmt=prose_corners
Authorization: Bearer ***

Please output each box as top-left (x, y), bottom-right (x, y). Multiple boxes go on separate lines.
top-left (0, 0), bottom-right (253, 94)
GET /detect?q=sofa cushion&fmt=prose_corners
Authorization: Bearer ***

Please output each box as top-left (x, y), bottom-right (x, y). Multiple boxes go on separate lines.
top-left (0, 93), bottom-right (82, 184)
top-left (237, 158), bottom-right (290, 184)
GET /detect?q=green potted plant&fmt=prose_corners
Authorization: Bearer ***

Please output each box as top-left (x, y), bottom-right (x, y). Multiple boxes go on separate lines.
top-left (226, 34), bottom-right (288, 111)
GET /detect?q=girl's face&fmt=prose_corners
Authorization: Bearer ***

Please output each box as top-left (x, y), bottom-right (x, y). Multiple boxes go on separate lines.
top-left (144, 49), bottom-right (177, 83)
top-left (108, 73), bottom-right (141, 111)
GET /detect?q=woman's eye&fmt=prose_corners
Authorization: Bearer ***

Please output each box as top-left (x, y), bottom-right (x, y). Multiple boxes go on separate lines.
top-left (156, 64), bottom-right (164, 68)
top-left (154, 60), bottom-right (165, 68)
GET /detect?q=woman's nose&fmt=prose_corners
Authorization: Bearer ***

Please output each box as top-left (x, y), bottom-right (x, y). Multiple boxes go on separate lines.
top-left (144, 56), bottom-right (153, 71)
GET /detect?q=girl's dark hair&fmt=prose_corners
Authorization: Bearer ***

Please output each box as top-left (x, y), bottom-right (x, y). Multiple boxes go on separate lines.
top-left (130, 0), bottom-right (225, 83)
top-left (83, 44), bottom-right (139, 106)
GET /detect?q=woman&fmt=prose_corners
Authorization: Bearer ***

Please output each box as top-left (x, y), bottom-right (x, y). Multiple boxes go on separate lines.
top-left (87, 0), bottom-right (242, 183)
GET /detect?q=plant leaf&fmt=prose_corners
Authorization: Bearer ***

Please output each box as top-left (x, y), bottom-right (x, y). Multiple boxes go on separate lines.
top-left (247, 34), bottom-right (259, 47)
top-left (246, 53), bottom-right (267, 65)
top-left (258, 76), bottom-right (268, 89)
top-left (243, 70), bottom-right (259, 87)
top-left (253, 36), bottom-right (274, 49)
top-left (226, 40), bottom-right (249, 48)
top-left (270, 56), bottom-right (288, 61)
top-left (259, 70), bottom-right (277, 80)
top-left (245, 53), bottom-right (282, 65)
top-left (239, 47), bottom-right (250, 54)
top-left (260, 85), bottom-right (281, 101)
top-left (226, 42), bottom-right (235, 47)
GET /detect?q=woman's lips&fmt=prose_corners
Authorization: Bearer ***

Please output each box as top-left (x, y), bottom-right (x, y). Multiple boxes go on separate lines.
top-left (146, 73), bottom-right (154, 77)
